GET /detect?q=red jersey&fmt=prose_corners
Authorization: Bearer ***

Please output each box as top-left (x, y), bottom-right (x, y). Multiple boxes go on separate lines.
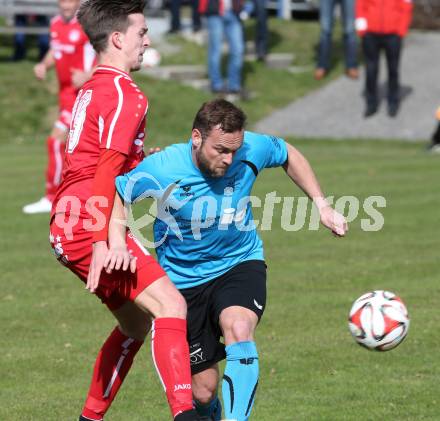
top-left (356, 0), bottom-right (413, 37)
top-left (52, 66), bottom-right (147, 220)
top-left (50, 15), bottom-right (96, 109)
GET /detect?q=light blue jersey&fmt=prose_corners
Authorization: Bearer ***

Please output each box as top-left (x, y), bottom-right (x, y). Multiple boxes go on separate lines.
top-left (115, 131), bottom-right (288, 289)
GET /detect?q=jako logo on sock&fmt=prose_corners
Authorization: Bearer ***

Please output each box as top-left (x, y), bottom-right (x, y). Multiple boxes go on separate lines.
top-left (174, 384), bottom-right (192, 392)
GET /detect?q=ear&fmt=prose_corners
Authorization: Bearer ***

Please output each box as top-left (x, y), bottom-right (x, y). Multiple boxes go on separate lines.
top-left (192, 129), bottom-right (202, 148)
top-left (110, 31), bottom-right (123, 50)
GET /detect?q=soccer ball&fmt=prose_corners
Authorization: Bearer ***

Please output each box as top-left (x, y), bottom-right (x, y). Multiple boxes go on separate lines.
top-left (142, 48), bottom-right (161, 68)
top-left (348, 290), bottom-right (410, 351)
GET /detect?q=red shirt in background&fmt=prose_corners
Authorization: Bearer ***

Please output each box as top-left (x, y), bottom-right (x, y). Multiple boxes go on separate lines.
top-left (50, 15), bottom-right (96, 110)
top-left (52, 65), bottom-right (147, 222)
top-left (355, 0), bottom-right (413, 37)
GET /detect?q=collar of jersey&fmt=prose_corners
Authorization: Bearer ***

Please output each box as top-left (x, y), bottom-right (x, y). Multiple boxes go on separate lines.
top-left (95, 65), bottom-right (132, 80)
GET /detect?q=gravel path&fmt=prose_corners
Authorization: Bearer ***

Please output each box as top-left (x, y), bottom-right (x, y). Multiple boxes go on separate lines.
top-left (254, 31), bottom-right (440, 141)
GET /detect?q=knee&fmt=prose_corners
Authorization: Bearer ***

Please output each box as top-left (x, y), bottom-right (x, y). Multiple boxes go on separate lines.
top-left (342, 16), bottom-right (355, 34)
top-left (320, 26), bottom-right (332, 38)
top-left (209, 41), bottom-right (222, 57)
top-left (156, 291), bottom-right (187, 319)
top-left (193, 383), bottom-right (217, 406)
top-left (343, 26), bottom-right (355, 37)
top-left (319, 16), bottom-right (333, 35)
top-left (223, 318), bottom-right (254, 343)
top-left (231, 43), bottom-right (244, 59)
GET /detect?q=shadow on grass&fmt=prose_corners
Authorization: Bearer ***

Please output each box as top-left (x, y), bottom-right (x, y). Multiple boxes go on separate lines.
top-left (360, 83), bottom-right (413, 106)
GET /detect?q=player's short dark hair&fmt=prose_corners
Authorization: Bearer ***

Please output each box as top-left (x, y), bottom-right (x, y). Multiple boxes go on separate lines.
top-left (192, 99), bottom-right (247, 140)
top-left (77, 0), bottom-right (146, 53)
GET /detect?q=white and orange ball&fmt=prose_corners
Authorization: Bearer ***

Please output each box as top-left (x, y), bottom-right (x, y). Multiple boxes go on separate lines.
top-left (348, 290), bottom-right (409, 351)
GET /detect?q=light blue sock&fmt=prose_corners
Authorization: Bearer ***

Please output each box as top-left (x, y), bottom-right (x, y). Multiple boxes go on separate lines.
top-left (194, 396), bottom-right (222, 421)
top-left (222, 341), bottom-right (259, 421)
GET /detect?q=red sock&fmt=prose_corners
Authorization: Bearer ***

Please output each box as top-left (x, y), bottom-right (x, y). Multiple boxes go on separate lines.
top-left (82, 327), bottom-right (143, 420)
top-left (45, 136), bottom-right (65, 201)
top-left (151, 318), bottom-right (193, 418)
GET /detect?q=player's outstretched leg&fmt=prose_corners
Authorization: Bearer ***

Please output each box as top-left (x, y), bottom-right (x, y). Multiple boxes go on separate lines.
top-left (80, 327), bottom-right (145, 420)
top-left (80, 300), bottom-right (151, 420)
top-left (222, 341), bottom-right (259, 421)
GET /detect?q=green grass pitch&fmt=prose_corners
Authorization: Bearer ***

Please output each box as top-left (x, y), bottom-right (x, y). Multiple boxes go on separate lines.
top-left (0, 19), bottom-right (439, 420)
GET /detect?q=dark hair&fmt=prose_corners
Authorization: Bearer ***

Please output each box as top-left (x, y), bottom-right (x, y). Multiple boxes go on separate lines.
top-left (77, 0), bottom-right (146, 53)
top-left (192, 99), bottom-right (247, 140)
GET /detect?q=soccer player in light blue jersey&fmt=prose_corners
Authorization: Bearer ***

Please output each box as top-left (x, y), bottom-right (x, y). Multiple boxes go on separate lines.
top-left (106, 99), bottom-right (348, 421)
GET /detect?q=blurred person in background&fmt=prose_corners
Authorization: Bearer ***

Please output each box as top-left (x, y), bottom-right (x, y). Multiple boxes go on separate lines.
top-left (169, 0), bottom-right (201, 33)
top-left (23, 0), bottom-right (95, 214)
top-left (356, 0), bottom-right (413, 118)
top-left (240, 0), bottom-right (268, 62)
top-left (199, 0), bottom-right (245, 97)
top-left (12, 14), bottom-right (50, 61)
top-left (253, 0), bottom-right (268, 61)
top-left (314, 0), bottom-right (359, 80)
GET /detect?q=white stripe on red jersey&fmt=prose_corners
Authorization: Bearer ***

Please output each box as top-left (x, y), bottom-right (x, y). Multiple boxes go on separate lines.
top-left (107, 76), bottom-right (124, 149)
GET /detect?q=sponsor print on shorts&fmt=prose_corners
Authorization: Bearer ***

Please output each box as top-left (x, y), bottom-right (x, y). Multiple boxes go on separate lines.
top-left (189, 342), bottom-right (206, 366)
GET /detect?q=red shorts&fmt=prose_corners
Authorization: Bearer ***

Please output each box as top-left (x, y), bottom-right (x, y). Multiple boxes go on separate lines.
top-left (55, 89), bottom-right (77, 131)
top-left (49, 220), bottom-right (166, 311)
top-left (54, 108), bottom-right (72, 131)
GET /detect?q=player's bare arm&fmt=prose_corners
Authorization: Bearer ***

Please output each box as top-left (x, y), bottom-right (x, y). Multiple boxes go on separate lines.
top-left (104, 194), bottom-right (136, 274)
top-left (85, 149), bottom-right (128, 291)
top-left (34, 50), bottom-right (55, 80)
top-left (103, 143), bottom-right (164, 274)
top-left (282, 142), bottom-right (348, 236)
top-left (86, 241), bottom-right (109, 293)
top-left (71, 67), bottom-right (95, 89)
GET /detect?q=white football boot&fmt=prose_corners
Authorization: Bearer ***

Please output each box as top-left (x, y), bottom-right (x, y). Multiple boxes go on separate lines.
top-left (23, 197), bottom-right (52, 214)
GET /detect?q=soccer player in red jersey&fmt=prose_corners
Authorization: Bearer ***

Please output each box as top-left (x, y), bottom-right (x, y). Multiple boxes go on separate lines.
top-left (23, 0), bottom-right (96, 214)
top-left (49, 1), bottom-right (203, 420)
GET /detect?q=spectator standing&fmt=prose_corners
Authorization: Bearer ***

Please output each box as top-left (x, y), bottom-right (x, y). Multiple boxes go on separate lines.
top-left (169, 0), bottom-right (201, 33)
top-left (12, 14), bottom-right (50, 61)
top-left (253, 0), bottom-right (268, 61)
top-left (315, 0), bottom-right (359, 80)
top-left (356, 0), bottom-right (413, 117)
top-left (240, 0), bottom-right (268, 61)
top-left (199, 0), bottom-right (245, 95)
